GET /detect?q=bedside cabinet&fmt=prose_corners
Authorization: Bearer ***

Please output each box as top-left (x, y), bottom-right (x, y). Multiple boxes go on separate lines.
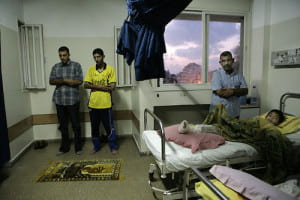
top-left (240, 105), bottom-right (260, 120)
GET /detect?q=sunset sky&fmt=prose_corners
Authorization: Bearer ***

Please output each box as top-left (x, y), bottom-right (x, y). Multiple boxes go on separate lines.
top-left (164, 19), bottom-right (240, 74)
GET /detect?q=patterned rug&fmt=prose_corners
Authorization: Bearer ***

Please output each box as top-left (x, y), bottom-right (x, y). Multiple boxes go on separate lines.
top-left (34, 159), bottom-right (122, 182)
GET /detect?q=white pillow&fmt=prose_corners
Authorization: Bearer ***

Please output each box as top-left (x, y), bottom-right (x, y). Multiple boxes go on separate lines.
top-left (209, 165), bottom-right (295, 200)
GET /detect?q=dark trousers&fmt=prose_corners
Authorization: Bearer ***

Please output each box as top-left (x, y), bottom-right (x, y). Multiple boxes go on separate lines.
top-left (56, 103), bottom-right (82, 152)
top-left (89, 108), bottom-right (118, 151)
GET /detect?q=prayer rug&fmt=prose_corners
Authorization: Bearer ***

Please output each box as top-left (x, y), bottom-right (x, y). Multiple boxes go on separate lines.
top-left (34, 159), bottom-right (122, 182)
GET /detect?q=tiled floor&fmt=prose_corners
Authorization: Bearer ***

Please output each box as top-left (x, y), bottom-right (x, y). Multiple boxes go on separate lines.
top-left (0, 137), bottom-right (162, 200)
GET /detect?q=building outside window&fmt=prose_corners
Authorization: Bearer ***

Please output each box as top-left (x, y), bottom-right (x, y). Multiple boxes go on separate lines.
top-left (163, 12), bottom-right (244, 86)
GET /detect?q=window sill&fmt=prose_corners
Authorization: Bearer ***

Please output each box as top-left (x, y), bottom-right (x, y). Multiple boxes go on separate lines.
top-left (151, 81), bottom-right (211, 92)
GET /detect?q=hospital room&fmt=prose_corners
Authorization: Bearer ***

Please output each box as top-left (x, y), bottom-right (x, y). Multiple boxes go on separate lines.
top-left (1, 0), bottom-right (300, 199)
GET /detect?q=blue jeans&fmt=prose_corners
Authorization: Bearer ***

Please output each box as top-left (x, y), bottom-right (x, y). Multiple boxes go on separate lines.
top-left (89, 108), bottom-right (118, 151)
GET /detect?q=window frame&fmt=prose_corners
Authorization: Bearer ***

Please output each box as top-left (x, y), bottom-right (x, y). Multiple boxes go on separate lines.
top-left (114, 26), bottom-right (134, 88)
top-left (152, 10), bottom-right (249, 92)
top-left (18, 23), bottom-right (46, 90)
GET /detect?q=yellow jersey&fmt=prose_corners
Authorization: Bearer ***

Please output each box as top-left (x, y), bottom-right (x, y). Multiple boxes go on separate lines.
top-left (84, 64), bottom-right (116, 109)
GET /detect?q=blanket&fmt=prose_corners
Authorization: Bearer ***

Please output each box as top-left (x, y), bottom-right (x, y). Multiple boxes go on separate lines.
top-left (203, 104), bottom-right (294, 184)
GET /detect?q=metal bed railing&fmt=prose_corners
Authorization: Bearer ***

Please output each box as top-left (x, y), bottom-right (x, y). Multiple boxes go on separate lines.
top-left (144, 92), bottom-right (300, 200)
top-left (280, 92), bottom-right (300, 113)
top-left (191, 167), bottom-right (229, 200)
top-left (144, 108), bottom-right (231, 200)
top-left (144, 108), bottom-right (167, 178)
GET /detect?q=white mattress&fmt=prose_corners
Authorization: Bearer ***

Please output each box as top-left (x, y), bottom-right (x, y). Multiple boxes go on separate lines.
top-left (142, 130), bottom-right (300, 173)
top-left (286, 131), bottom-right (300, 146)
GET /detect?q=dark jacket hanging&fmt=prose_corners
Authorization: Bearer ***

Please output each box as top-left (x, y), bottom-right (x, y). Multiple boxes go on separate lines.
top-left (117, 0), bottom-right (192, 81)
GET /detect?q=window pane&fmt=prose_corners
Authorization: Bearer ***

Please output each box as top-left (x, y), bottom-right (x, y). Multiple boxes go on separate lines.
top-left (163, 13), bottom-right (202, 84)
top-left (208, 15), bottom-right (243, 82)
top-left (19, 24), bottom-right (45, 89)
top-left (27, 27), bottom-right (36, 85)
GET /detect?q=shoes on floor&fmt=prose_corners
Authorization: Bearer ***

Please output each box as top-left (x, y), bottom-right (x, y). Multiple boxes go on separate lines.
top-left (33, 140), bottom-right (48, 149)
top-left (76, 150), bottom-right (83, 155)
top-left (56, 151), bottom-right (68, 156)
top-left (111, 150), bottom-right (118, 155)
top-left (89, 150), bottom-right (98, 154)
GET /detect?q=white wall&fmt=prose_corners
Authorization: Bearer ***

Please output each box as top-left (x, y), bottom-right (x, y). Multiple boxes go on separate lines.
top-left (0, 0), bottom-right (24, 31)
top-left (0, 0), bottom-right (34, 161)
top-left (267, 0), bottom-right (300, 115)
top-left (250, 0), bottom-right (300, 115)
top-left (23, 0), bottom-right (133, 138)
top-left (23, 0), bottom-right (126, 38)
top-left (6, 0), bottom-right (299, 156)
top-left (23, 0), bottom-right (129, 114)
top-left (24, 0), bottom-right (252, 152)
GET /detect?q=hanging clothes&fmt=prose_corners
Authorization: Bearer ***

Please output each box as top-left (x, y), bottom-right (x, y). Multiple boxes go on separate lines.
top-left (117, 0), bottom-right (192, 81)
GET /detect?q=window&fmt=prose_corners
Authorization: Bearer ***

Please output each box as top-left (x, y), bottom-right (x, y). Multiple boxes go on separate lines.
top-left (162, 12), bottom-right (245, 87)
top-left (207, 14), bottom-right (244, 82)
top-left (164, 13), bottom-right (202, 84)
top-left (114, 26), bottom-right (134, 87)
top-left (19, 23), bottom-right (46, 89)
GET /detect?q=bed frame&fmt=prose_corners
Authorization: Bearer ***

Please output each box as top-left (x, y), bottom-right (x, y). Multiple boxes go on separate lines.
top-left (144, 92), bottom-right (300, 200)
top-left (280, 92), bottom-right (300, 114)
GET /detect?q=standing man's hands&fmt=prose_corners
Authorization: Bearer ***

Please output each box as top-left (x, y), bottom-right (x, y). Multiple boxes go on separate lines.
top-left (215, 87), bottom-right (248, 98)
top-left (63, 78), bottom-right (83, 86)
top-left (85, 82), bottom-right (115, 93)
top-left (91, 85), bottom-right (112, 92)
top-left (50, 78), bottom-right (82, 87)
top-left (216, 88), bottom-right (234, 98)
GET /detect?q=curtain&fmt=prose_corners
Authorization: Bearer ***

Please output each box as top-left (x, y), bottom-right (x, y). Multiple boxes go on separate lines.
top-left (117, 0), bottom-right (192, 81)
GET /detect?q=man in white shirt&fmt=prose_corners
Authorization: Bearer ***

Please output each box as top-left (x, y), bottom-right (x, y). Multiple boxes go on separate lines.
top-left (210, 51), bottom-right (248, 118)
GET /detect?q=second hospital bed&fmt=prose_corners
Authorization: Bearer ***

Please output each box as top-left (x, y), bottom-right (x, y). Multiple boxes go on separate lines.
top-left (142, 92), bottom-right (300, 200)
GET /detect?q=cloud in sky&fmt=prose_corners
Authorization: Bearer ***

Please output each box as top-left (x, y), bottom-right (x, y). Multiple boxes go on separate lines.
top-left (165, 19), bottom-right (202, 46)
top-left (164, 18), bottom-right (240, 73)
top-left (164, 19), bottom-right (202, 73)
top-left (209, 34), bottom-right (240, 71)
top-left (164, 42), bottom-right (201, 74)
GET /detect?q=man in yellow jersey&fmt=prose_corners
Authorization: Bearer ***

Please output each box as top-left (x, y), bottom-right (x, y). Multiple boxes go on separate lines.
top-left (84, 48), bottom-right (118, 155)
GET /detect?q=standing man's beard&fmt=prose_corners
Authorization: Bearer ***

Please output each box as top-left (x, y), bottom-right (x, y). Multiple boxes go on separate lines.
top-left (62, 59), bottom-right (69, 65)
top-left (224, 65), bottom-right (233, 74)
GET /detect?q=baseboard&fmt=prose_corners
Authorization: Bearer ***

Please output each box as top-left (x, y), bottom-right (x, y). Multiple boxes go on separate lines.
top-left (6, 135), bottom-right (136, 167)
top-left (8, 140), bottom-right (34, 167)
top-left (132, 134), bottom-right (150, 156)
top-left (8, 110), bottom-right (140, 143)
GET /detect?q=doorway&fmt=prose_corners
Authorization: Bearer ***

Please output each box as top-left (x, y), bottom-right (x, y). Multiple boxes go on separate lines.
top-left (0, 30), bottom-right (11, 166)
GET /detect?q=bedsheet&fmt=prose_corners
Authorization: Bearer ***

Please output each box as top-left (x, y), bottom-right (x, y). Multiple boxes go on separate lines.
top-left (142, 130), bottom-right (300, 173)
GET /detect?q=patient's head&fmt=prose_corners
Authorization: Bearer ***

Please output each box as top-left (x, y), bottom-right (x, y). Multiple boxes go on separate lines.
top-left (265, 109), bottom-right (285, 126)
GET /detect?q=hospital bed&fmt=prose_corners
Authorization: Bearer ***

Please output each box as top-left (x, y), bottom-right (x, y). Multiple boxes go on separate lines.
top-left (142, 92), bottom-right (300, 200)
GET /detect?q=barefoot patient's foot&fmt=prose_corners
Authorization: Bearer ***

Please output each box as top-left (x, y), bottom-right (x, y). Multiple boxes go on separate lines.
top-left (178, 120), bottom-right (189, 134)
top-left (182, 120), bottom-right (188, 129)
top-left (111, 150), bottom-right (118, 155)
top-left (90, 150), bottom-right (98, 154)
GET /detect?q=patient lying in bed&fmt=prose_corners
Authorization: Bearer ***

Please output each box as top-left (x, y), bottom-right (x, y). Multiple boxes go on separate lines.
top-left (178, 109), bottom-right (286, 135)
top-left (173, 104), bottom-right (298, 184)
top-left (265, 109), bottom-right (285, 126)
top-left (201, 104), bottom-right (296, 184)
